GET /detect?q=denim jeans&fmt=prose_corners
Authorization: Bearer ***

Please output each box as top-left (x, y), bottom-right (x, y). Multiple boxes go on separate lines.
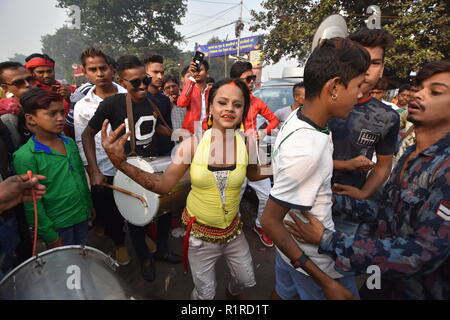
top-left (56, 220), bottom-right (89, 246)
top-left (275, 250), bottom-right (360, 300)
top-left (0, 216), bottom-right (19, 280)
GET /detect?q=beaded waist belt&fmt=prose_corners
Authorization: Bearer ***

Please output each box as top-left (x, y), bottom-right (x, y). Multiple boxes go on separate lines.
top-left (182, 208), bottom-right (242, 243)
top-left (182, 208), bottom-right (242, 273)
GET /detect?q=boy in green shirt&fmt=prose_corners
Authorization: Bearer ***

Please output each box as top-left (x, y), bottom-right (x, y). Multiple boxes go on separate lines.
top-left (13, 88), bottom-right (92, 248)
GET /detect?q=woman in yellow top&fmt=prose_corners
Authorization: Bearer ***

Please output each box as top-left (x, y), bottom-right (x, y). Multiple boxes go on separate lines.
top-left (101, 78), bottom-right (270, 300)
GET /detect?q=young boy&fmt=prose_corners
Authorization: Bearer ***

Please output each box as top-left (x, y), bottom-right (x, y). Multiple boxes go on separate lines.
top-left (13, 88), bottom-right (92, 248)
top-left (177, 59), bottom-right (210, 136)
top-left (261, 37), bottom-right (370, 300)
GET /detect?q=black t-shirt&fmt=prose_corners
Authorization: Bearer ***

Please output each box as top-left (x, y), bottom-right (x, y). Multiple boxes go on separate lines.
top-left (88, 93), bottom-right (162, 157)
top-left (329, 97), bottom-right (400, 188)
top-left (148, 92), bottom-right (174, 156)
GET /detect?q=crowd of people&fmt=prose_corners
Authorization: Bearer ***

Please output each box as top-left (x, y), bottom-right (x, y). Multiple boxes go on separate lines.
top-left (0, 26), bottom-right (448, 300)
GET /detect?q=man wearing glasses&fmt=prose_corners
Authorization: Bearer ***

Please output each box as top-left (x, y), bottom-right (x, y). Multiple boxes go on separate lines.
top-left (82, 55), bottom-right (171, 282)
top-left (0, 61), bottom-right (36, 148)
top-left (230, 61), bottom-right (279, 248)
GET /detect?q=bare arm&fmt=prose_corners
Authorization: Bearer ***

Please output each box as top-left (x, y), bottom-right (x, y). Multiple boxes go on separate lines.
top-left (360, 153), bottom-right (392, 197)
top-left (81, 125), bottom-right (106, 186)
top-left (333, 155), bottom-right (374, 172)
top-left (101, 120), bottom-right (191, 194)
top-left (246, 164), bottom-right (272, 181)
top-left (156, 124), bottom-right (173, 137)
top-left (261, 199), bottom-right (355, 300)
top-left (333, 153), bottom-right (393, 200)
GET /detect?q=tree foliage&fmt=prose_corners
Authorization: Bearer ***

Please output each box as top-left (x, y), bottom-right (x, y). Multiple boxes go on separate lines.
top-left (250, 0), bottom-right (450, 78)
top-left (204, 36), bottom-right (236, 81)
top-left (8, 53), bottom-right (27, 64)
top-left (56, 0), bottom-right (187, 57)
top-left (41, 27), bottom-right (86, 81)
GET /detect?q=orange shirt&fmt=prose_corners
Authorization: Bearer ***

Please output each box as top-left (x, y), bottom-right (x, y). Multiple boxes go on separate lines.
top-left (244, 94), bottom-right (279, 135)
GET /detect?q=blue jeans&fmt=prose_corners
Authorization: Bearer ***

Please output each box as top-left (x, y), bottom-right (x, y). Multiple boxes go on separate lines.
top-left (275, 250), bottom-right (360, 300)
top-left (56, 220), bottom-right (89, 246)
top-left (0, 216), bottom-right (20, 280)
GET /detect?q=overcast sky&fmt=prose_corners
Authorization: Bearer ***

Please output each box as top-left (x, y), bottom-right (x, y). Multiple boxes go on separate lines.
top-left (0, 0), bottom-right (297, 79)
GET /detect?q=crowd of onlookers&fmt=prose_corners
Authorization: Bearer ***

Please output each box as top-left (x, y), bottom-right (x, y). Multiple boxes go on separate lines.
top-left (0, 26), bottom-right (449, 300)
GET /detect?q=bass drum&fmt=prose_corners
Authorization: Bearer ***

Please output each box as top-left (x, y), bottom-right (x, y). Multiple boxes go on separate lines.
top-left (0, 245), bottom-right (134, 300)
top-left (113, 156), bottom-right (190, 226)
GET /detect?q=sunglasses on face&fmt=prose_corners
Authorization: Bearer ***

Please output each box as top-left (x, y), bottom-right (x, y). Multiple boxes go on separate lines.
top-left (3, 76), bottom-right (35, 87)
top-left (241, 75), bottom-right (256, 83)
top-left (121, 76), bottom-right (152, 88)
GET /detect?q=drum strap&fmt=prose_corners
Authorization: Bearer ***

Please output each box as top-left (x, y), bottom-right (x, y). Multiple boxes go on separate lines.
top-left (125, 94), bottom-right (138, 157)
top-left (146, 97), bottom-right (173, 135)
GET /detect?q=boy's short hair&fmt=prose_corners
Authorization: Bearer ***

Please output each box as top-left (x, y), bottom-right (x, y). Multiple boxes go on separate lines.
top-left (105, 55), bottom-right (117, 69)
top-left (292, 81), bottom-right (304, 95)
top-left (413, 60), bottom-right (450, 86)
top-left (0, 61), bottom-right (23, 83)
top-left (20, 88), bottom-right (61, 115)
top-left (163, 75), bottom-right (179, 87)
top-left (304, 37), bottom-right (370, 100)
top-left (398, 84), bottom-right (411, 94)
top-left (80, 48), bottom-right (109, 67)
top-left (349, 28), bottom-right (394, 59)
top-left (116, 55), bottom-right (143, 76)
top-left (230, 61), bottom-right (253, 78)
top-left (200, 60), bottom-right (209, 72)
top-left (206, 77), bottom-right (215, 84)
top-left (143, 54), bottom-right (164, 65)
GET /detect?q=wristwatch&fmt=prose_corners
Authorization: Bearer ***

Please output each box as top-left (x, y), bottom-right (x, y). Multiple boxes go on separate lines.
top-left (291, 253), bottom-right (310, 269)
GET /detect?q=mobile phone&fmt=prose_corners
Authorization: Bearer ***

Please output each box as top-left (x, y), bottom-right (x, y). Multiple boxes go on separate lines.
top-left (51, 85), bottom-right (60, 92)
top-left (193, 51), bottom-right (205, 72)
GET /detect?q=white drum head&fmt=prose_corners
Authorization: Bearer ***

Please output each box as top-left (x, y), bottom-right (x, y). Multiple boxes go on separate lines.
top-left (113, 157), bottom-right (160, 226)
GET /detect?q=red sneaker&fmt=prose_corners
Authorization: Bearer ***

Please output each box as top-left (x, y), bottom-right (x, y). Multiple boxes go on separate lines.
top-left (253, 226), bottom-right (274, 247)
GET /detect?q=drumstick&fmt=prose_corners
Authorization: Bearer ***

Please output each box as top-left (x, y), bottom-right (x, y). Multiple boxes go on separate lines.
top-left (100, 182), bottom-right (148, 208)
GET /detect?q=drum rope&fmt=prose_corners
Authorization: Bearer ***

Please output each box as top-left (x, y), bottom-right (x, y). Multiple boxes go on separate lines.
top-left (27, 170), bottom-right (38, 256)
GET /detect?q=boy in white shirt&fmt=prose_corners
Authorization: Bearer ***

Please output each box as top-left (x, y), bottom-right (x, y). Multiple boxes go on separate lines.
top-left (73, 48), bottom-right (129, 265)
top-left (261, 37), bottom-right (371, 300)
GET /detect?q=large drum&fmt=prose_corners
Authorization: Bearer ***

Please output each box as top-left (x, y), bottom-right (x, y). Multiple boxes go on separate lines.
top-left (113, 156), bottom-right (190, 226)
top-left (0, 246), bottom-right (133, 300)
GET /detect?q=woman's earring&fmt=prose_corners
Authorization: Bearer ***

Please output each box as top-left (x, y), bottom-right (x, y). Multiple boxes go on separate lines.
top-left (240, 122), bottom-right (244, 131)
top-left (207, 113), bottom-right (213, 126)
top-left (331, 94), bottom-right (338, 100)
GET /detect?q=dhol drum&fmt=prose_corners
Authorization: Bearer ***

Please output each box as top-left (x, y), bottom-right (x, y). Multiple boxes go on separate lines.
top-left (0, 245), bottom-right (134, 300)
top-left (113, 156), bottom-right (190, 226)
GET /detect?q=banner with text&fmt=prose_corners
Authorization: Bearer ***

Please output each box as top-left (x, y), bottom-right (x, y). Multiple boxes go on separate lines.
top-left (195, 36), bottom-right (263, 58)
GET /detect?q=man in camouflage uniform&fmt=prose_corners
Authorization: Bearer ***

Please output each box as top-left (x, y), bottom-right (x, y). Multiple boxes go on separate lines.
top-left (287, 60), bottom-right (450, 299)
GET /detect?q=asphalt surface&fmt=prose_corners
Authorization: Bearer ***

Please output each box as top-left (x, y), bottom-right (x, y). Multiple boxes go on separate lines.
top-left (86, 188), bottom-right (276, 300)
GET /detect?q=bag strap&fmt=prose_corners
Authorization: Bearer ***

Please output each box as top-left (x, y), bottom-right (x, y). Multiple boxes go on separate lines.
top-left (125, 94), bottom-right (138, 157)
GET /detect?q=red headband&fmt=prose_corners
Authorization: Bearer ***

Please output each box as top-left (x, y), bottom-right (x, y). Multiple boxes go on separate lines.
top-left (25, 58), bottom-right (55, 71)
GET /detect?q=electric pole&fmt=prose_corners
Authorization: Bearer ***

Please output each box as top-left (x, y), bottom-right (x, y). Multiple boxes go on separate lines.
top-left (235, 0), bottom-right (244, 59)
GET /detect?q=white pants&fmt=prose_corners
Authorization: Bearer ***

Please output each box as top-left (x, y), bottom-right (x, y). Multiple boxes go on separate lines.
top-left (188, 232), bottom-right (256, 300)
top-left (240, 178), bottom-right (272, 228)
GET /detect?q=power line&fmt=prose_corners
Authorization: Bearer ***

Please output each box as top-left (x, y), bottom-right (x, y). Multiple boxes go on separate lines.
top-left (183, 5), bottom-right (238, 28)
top-left (182, 4), bottom-right (239, 37)
top-left (190, 0), bottom-right (239, 4)
top-left (184, 21), bottom-right (237, 40)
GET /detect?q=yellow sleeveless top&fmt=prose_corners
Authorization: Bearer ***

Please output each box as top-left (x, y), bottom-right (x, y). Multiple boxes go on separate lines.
top-left (186, 129), bottom-right (248, 229)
